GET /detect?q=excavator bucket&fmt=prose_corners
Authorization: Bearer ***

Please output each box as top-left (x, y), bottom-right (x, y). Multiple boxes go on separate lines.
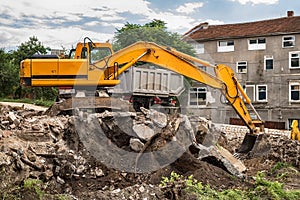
top-left (237, 132), bottom-right (270, 157)
top-left (237, 133), bottom-right (257, 153)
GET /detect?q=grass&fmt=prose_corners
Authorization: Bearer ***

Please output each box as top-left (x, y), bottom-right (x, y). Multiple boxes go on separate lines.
top-left (0, 177), bottom-right (72, 200)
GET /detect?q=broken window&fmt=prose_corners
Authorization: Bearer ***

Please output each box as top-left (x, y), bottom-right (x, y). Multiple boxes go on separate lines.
top-left (283, 36), bottom-right (295, 48)
top-left (189, 87), bottom-right (207, 106)
top-left (264, 55), bottom-right (273, 70)
top-left (256, 85), bottom-right (267, 102)
top-left (289, 51), bottom-right (300, 68)
top-left (236, 61), bottom-right (247, 73)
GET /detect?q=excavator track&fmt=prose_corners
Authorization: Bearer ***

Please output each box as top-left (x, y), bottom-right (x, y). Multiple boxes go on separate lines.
top-left (45, 97), bottom-right (134, 116)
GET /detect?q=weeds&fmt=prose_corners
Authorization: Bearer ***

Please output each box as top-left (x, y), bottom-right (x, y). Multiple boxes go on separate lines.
top-left (160, 171), bottom-right (300, 200)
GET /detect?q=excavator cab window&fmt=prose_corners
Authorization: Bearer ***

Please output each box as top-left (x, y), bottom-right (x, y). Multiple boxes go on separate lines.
top-left (90, 47), bottom-right (112, 64)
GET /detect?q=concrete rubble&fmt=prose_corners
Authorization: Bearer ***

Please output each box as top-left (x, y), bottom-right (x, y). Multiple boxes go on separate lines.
top-left (0, 103), bottom-right (299, 199)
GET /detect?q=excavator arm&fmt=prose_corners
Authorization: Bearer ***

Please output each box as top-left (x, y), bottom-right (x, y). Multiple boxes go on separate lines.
top-left (95, 41), bottom-right (263, 135)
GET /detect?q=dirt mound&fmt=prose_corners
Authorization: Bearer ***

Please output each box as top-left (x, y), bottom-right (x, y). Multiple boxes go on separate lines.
top-left (0, 104), bottom-right (299, 199)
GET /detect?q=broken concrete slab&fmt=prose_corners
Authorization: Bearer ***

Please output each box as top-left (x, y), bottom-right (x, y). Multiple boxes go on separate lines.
top-left (8, 111), bottom-right (20, 126)
top-left (140, 107), bottom-right (167, 128)
top-left (198, 144), bottom-right (246, 177)
top-left (133, 124), bottom-right (156, 141)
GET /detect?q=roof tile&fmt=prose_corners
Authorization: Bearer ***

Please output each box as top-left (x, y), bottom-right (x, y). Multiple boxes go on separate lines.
top-left (184, 16), bottom-right (300, 41)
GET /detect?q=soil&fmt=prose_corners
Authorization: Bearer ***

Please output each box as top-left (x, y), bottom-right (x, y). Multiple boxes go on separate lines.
top-left (0, 103), bottom-right (299, 199)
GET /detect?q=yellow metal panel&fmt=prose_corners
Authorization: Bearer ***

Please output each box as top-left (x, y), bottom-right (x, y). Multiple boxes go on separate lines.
top-left (31, 59), bottom-right (58, 76)
top-left (58, 59), bottom-right (88, 76)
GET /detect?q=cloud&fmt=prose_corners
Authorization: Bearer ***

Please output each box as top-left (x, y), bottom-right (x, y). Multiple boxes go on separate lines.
top-left (230, 0), bottom-right (278, 5)
top-left (0, 0), bottom-right (152, 23)
top-left (0, 26), bottom-right (114, 49)
top-left (0, 0), bottom-right (154, 48)
top-left (176, 2), bottom-right (204, 14)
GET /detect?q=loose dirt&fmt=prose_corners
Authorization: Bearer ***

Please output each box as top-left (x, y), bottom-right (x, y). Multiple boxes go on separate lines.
top-left (0, 104), bottom-right (299, 199)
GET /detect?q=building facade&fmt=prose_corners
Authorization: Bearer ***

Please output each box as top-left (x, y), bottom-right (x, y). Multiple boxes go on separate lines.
top-left (183, 11), bottom-right (300, 129)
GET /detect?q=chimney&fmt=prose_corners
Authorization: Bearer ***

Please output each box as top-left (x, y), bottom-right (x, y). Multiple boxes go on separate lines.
top-left (287, 11), bottom-right (294, 17)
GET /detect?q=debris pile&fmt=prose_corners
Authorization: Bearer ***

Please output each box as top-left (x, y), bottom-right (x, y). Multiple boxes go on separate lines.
top-left (0, 104), bottom-right (299, 199)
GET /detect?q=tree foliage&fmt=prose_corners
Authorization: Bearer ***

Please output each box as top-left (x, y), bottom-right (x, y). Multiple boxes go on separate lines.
top-left (12, 36), bottom-right (50, 66)
top-left (0, 36), bottom-right (57, 100)
top-left (113, 19), bottom-right (195, 56)
top-left (0, 49), bottom-right (18, 97)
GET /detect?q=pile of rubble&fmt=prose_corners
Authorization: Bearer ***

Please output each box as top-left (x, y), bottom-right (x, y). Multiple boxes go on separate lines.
top-left (0, 103), bottom-right (299, 199)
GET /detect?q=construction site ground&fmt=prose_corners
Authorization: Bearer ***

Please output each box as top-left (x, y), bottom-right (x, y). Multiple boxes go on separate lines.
top-left (0, 102), bottom-right (299, 199)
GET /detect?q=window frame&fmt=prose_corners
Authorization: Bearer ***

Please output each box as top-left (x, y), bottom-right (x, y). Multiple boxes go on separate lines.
top-left (289, 82), bottom-right (300, 102)
top-left (248, 38), bottom-right (266, 50)
top-left (289, 51), bottom-right (300, 69)
top-left (264, 55), bottom-right (274, 70)
top-left (256, 85), bottom-right (268, 102)
top-left (282, 35), bottom-right (295, 48)
top-left (236, 61), bottom-right (247, 73)
top-left (217, 40), bottom-right (234, 52)
top-left (188, 87), bottom-right (207, 107)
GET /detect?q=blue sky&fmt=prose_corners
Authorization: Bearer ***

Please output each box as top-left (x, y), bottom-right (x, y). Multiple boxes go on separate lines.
top-left (0, 0), bottom-right (299, 49)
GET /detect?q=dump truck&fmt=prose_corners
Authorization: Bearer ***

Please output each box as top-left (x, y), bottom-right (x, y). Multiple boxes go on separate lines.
top-left (109, 66), bottom-right (185, 111)
top-left (20, 37), bottom-right (265, 154)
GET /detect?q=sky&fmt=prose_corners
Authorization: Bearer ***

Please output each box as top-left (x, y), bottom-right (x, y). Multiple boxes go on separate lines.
top-left (0, 0), bottom-right (299, 49)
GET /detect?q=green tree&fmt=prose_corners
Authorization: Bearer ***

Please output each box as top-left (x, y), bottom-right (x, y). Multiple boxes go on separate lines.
top-left (14, 37), bottom-right (57, 100)
top-left (113, 19), bottom-right (195, 56)
top-left (0, 36), bottom-right (57, 100)
top-left (12, 36), bottom-right (50, 65)
top-left (0, 49), bottom-right (18, 97)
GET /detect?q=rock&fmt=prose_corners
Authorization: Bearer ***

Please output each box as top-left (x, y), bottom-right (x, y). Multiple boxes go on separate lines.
top-left (8, 112), bottom-right (20, 126)
top-left (76, 165), bottom-right (85, 174)
top-left (41, 170), bottom-right (53, 181)
top-left (133, 124), bottom-right (156, 141)
top-left (111, 188), bottom-right (121, 194)
top-left (198, 145), bottom-right (246, 178)
top-left (95, 167), bottom-right (104, 177)
top-left (0, 152), bottom-right (12, 166)
top-left (140, 108), bottom-right (167, 128)
top-left (57, 176), bottom-right (65, 184)
top-left (2, 130), bottom-right (12, 138)
top-left (130, 138), bottom-right (144, 152)
top-left (1, 120), bottom-right (10, 125)
top-left (31, 124), bottom-right (42, 131)
top-left (138, 185), bottom-right (145, 193)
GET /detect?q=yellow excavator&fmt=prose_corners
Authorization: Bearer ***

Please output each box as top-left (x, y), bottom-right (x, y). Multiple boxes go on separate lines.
top-left (20, 37), bottom-right (265, 153)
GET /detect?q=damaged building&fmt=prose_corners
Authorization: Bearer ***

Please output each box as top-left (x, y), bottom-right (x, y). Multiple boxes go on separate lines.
top-left (183, 11), bottom-right (300, 129)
